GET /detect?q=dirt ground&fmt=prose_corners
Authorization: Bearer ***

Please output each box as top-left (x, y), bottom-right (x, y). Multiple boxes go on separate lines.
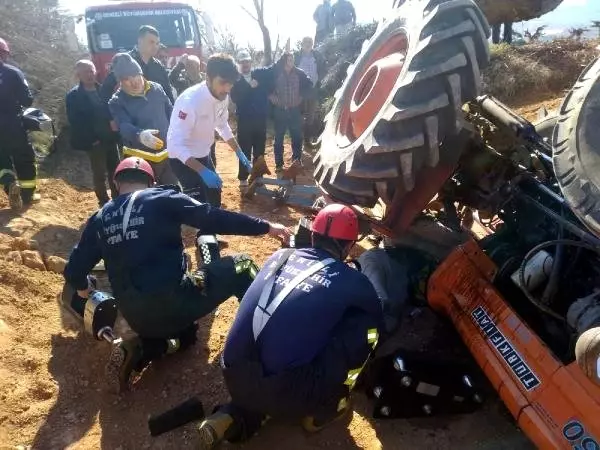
top-left (0, 97), bottom-right (561, 449)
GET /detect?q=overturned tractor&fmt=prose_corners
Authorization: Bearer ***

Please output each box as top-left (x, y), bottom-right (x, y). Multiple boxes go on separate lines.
top-left (310, 0), bottom-right (599, 447)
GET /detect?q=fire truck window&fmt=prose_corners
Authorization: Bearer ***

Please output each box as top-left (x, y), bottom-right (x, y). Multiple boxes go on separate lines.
top-left (87, 9), bottom-right (199, 52)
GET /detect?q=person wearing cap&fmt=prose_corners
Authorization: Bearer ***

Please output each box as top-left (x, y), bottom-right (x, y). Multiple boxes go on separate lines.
top-left (230, 50), bottom-right (272, 189)
top-left (196, 204), bottom-right (383, 449)
top-left (0, 37), bottom-right (38, 210)
top-left (63, 156), bottom-right (292, 394)
top-left (167, 53), bottom-right (252, 208)
top-left (100, 25), bottom-right (174, 104)
top-left (107, 52), bottom-right (179, 186)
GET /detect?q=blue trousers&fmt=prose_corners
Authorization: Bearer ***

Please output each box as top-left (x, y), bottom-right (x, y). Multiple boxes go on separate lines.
top-left (273, 106), bottom-right (303, 168)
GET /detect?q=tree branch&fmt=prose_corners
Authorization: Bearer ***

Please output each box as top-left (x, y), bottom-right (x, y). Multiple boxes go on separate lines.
top-left (241, 5), bottom-right (258, 22)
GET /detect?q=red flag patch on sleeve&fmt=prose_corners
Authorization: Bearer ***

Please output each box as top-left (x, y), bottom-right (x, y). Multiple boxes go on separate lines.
top-left (178, 110), bottom-right (188, 120)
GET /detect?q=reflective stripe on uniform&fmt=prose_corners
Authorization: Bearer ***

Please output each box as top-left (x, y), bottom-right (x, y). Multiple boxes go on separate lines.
top-left (235, 258), bottom-right (259, 278)
top-left (367, 328), bottom-right (379, 348)
top-left (344, 368), bottom-right (361, 388)
top-left (0, 169), bottom-right (17, 180)
top-left (252, 257), bottom-right (335, 341)
top-left (19, 179), bottom-right (37, 189)
top-left (122, 146), bottom-right (169, 163)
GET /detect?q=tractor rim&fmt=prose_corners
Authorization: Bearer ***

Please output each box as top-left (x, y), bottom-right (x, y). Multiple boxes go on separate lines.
top-left (336, 31), bottom-right (408, 148)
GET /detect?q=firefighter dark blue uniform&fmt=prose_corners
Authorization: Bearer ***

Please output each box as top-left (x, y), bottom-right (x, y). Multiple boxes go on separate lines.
top-left (63, 157), bottom-right (289, 393)
top-left (197, 204), bottom-right (383, 449)
top-left (0, 38), bottom-right (37, 209)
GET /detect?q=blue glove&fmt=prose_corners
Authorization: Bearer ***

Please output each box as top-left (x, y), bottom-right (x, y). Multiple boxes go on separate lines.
top-left (198, 167), bottom-right (222, 189)
top-left (235, 148), bottom-right (252, 172)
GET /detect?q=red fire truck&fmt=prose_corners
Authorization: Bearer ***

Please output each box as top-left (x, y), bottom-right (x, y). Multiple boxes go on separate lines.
top-left (84, 1), bottom-right (209, 81)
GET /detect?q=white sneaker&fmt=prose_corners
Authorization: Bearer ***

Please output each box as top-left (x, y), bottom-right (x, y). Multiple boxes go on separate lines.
top-left (239, 180), bottom-right (249, 187)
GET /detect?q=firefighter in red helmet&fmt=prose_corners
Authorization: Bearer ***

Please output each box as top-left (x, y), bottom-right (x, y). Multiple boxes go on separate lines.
top-left (196, 203), bottom-right (384, 449)
top-left (63, 157), bottom-right (291, 394)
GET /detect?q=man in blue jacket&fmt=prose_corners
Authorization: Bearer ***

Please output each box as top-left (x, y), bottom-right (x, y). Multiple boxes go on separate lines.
top-left (230, 50), bottom-right (271, 189)
top-left (66, 60), bottom-right (120, 207)
top-left (197, 204), bottom-right (383, 449)
top-left (63, 157), bottom-right (291, 393)
top-left (108, 53), bottom-right (179, 186)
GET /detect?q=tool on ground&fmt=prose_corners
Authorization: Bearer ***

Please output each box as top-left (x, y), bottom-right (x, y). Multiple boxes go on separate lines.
top-left (245, 159), bottom-right (320, 209)
top-left (148, 397), bottom-right (205, 437)
top-left (364, 352), bottom-right (484, 418)
top-left (58, 278), bottom-right (119, 343)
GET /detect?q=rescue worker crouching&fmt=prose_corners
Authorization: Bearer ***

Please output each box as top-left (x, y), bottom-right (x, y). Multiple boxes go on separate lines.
top-left (197, 204), bottom-right (383, 449)
top-left (63, 157), bottom-right (292, 394)
top-left (0, 37), bottom-right (39, 210)
top-left (107, 53), bottom-right (179, 186)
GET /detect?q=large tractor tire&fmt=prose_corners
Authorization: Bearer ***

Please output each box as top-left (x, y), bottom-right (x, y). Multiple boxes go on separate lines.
top-left (553, 57), bottom-right (600, 237)
top-left (314, 0), bottom-right (490, 212)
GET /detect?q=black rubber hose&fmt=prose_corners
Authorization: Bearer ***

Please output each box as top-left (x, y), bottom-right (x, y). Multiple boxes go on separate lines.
top-left (542, 220), bottom-right (564, 304)
top-left (518, 239), bottom-right (600, 324)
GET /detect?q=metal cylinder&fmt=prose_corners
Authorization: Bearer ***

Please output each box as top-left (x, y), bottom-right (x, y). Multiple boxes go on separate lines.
top-left (511, 250), bottom-right (553, 291)
top-left (83, 291), bottom-right (118, 339)
top-left (393, 356), bottom-right (405, 372)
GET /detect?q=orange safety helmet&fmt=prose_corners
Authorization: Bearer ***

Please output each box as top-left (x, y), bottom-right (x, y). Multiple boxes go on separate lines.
top-left (114, 157), bottom-right (155, 183)
top-left (311, 203), bottom-right (359, 241)
top-left (0, 38), bottom-right (9, 54)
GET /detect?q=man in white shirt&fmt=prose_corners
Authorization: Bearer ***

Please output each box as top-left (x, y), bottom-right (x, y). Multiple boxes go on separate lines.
top-left (167, 54), bottom-right (251, 207)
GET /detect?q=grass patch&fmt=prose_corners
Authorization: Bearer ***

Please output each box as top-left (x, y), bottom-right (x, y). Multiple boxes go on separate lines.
top-left (483, 39), bottom-right (599, 103)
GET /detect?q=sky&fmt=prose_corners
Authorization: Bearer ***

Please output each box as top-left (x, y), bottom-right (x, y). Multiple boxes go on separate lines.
top-left (60, 0), bottom-right (600, 47)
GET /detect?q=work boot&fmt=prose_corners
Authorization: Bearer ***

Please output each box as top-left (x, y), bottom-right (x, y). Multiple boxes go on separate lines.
top-left (8, 181), bottom-right (23, 211)
top-left (197, 411), bottom-right (235, 450)
top-left (301, 398), bottom-right (351, 433)
top-left (105, 336), bottom-right (145, 394)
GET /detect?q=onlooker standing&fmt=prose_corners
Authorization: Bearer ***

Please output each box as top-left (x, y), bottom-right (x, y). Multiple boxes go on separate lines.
top-left (157, 43), bottom-right (169, 67)
top-left (269, 52), bottom-right (312, 175)
top-left (107, 53), bottom-right (179, 186)
top-left (0, 37), bottom-right (38, 210)
top-left (230, 50), bottom-right (271, 188)
top-left (294, 37), bottom-right (326, 146)
top-left (66, 60), bottom-right (120, 207)
top-left (169, 54), bottom-right (204, 97)
top-left (167, 54), bottom-right (251, 208)
top-left (100, 26), bottom-right (174, 104)
top-left (332, 0), bottom-right (356, 36)
top-left (313, 0), bottom-right (334, 44)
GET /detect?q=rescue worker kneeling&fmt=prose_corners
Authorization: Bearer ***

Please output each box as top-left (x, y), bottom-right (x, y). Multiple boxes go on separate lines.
top-left (63, 157), bottom-right (291, 394)
top-left (197, 204), bottom-right (383, 449)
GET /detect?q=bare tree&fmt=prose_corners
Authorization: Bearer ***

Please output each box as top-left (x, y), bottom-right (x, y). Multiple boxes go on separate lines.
top-left (214, 27), bottom-right (240, 56)
top-left (241, 0), bottom-right (273, 66)
top-left (569, 27), bottom-right (588, 41)
top-left (591, 20), bottom-right (600, 37)
top-left (523, 25), bottom-right (546, 42)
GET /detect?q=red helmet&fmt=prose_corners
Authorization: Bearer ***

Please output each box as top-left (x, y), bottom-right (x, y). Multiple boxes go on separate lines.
top-left (0, 38), bottom-right (9, 54)
top-left (114, 157), bottom-right (155, 183)
top-left (311, 204), bottom-right (359, 241)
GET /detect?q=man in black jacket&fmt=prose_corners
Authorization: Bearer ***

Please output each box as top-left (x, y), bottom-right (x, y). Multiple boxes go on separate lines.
top-left (66, 60), bottom-right (120, 206)
top-left (230, 50), bottom-right (271, 188)
top-left (100, 25), bottom-right (174, 104)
